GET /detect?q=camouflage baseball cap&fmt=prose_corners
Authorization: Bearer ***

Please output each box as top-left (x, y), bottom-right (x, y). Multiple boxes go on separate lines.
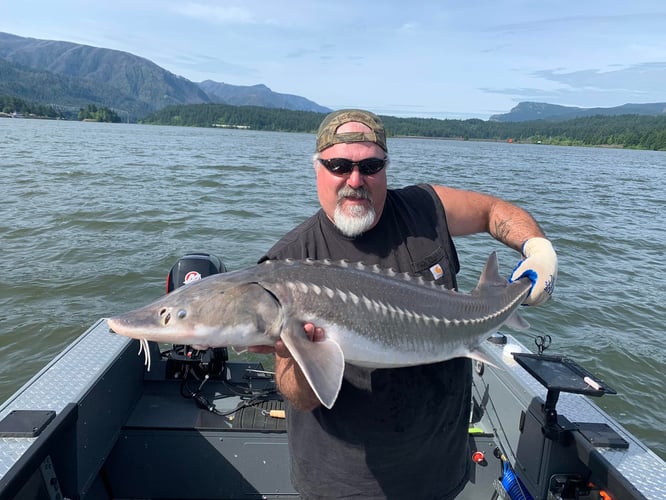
top-left (315, 109), bottom-right (387, 152)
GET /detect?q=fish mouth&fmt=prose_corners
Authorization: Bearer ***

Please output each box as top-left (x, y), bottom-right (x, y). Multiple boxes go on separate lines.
top-left (107, 315), bottom-right (158, 340)
top-left (106, 317), bottom-right (122, 334)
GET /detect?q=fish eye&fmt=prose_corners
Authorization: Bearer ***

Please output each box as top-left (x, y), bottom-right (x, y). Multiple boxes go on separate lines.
top-left (177, 310), bottom-right (187, 319)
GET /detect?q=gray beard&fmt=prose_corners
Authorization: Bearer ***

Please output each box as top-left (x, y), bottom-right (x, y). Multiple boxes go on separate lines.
top-left (333, 187), bottom-right (376, 237)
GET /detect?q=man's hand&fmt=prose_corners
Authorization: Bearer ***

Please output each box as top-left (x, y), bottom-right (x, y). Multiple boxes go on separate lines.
top-left (247, 323), bottom-right (325, 356)
top-left (510, 237), bottom-right (558, 306)
top-left (248, 323), bottom-right (325, 411)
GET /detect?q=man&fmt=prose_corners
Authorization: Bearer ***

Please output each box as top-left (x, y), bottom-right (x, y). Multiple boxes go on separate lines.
top-left (255, 109), bottom-right (557, 499)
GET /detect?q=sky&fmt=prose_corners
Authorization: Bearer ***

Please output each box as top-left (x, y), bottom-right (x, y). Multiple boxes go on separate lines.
top-left (1, 1), bottom-right (665, 119)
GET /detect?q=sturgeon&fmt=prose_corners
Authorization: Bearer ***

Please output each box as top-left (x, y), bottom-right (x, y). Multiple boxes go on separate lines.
top-left (108, 252), bottom-right (531, 409)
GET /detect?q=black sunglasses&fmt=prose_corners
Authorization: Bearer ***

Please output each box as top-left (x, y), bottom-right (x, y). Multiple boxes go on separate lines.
top-left (318, 157), bottom-right (387, 176)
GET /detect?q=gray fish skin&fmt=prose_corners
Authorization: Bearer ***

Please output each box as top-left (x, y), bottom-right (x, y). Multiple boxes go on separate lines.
top-left (108, 252), bottom-right (531, 409)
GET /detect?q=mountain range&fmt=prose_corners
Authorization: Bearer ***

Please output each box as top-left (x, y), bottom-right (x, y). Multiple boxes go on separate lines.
top-left (1, 31), bottom-right (664, 123)
top-left (490, 101), bottom-right (666, 122)
top-left (0, 32), bottom-right (330, 120)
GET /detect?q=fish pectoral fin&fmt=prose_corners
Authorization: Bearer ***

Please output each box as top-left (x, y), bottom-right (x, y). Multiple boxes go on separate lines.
top-left (281, 322), bottom-right (345, 410)
top-left (469, 345), bottom-right (500, 370)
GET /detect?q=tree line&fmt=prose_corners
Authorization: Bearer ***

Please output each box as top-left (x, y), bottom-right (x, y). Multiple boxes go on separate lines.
top-left (3, 95), bottom-right (665, 150)
top-left (0, 95), bottom-right (65, 118)
top-left (78, 104), bottom-right (122, 122)
top-left (141, 103), bottom-right (324, 133)
top-left (142, 104), bottom-right (666, 151)
top-left (1, 96), bottom-right (123, 123)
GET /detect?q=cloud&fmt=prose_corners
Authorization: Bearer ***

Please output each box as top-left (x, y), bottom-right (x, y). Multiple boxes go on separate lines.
top-left (170, 3), bottom-right (255, 24)
top-left (170, 54), bottom-right (259, 77)
top-left (480, 62), bottom-right (666, 107)
top-left (286, 48), bottom-right (317, 59)
top-left (397, 22), bottom-right (419, 33)
top-left (533, 62), bottom-right (666, 94)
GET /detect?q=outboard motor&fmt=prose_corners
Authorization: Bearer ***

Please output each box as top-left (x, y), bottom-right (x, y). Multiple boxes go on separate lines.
top-left (166, 252), bottom-right (226, 293)
top-left (165, 253), bottom-right (229, 379)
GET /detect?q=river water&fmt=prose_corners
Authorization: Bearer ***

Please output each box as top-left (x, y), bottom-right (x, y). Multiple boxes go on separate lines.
top-left (1, 119), bottom-right (664, 458)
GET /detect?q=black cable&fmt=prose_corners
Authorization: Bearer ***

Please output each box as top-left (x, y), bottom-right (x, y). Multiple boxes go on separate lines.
top-left (178, 363), bottom-right (278, 417)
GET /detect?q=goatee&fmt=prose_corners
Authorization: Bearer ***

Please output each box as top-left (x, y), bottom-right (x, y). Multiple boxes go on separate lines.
top-left (333, 186), bottom-right (376, 237)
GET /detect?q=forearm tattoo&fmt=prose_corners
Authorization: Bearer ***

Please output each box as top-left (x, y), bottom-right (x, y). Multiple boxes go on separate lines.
top-left (493, 219), bottom-right (511, 242)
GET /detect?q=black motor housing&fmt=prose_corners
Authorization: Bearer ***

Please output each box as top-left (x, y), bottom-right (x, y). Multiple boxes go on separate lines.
top-left (166, 252), bottom-right (227, 293)
top-left (165, 252), bottom-right (229, 378)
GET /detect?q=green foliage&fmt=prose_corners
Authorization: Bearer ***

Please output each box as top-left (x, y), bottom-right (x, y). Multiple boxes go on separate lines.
top-left (77, 104), bottom-right (121, 122)
top-left (141, 104), bottom-right (323, 133)
top-left (79, 104), bottom-right (120, 123)
top-left (4, 94), bottom-right (665, 151)
top-left (493, 114), bottom-right (666, 150)
top-left (142, 105), bottom-right (666, 151)
top-left (0, 95), bottom-right (66, 118)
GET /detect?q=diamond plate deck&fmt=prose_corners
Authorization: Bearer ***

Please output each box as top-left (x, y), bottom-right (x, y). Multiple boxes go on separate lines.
top-left (0, 319), bottom-right (131, 481)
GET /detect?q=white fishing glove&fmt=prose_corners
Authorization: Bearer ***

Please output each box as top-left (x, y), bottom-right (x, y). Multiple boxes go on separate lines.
top-left (510, 237), bottom-right (557, 306)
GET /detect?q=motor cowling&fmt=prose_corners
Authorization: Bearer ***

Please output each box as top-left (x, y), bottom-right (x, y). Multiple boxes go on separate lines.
top-left (166, 252), bottom-right (227, 293)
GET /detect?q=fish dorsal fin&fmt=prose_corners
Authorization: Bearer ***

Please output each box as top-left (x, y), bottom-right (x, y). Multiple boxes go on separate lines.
top-left (471, 252), bottom-right (508, 295)
top-left (469, 253), bottom-right (531, 330)
top-left (280, 318), bottom-right (345, 409)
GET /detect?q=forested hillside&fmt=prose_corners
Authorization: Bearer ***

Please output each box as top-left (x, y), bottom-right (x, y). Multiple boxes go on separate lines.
top-left (0, 32), bottom-right (330, 118)
top-left (490, 101), bottom-right (666, 122)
